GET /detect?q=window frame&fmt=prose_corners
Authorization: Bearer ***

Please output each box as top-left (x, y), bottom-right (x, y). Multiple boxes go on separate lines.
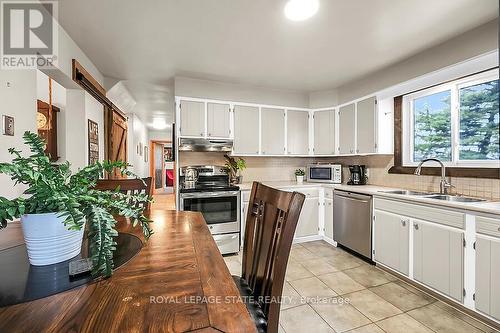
top-left (402, 69), bottom-right (499, 168)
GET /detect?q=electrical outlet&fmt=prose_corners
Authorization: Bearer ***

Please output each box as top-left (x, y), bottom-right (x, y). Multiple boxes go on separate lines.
top-left (2, 115), bottom-right (14, 136)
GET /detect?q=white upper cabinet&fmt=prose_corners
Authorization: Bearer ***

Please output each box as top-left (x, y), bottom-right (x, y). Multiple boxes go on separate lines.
top-left (287, 110), bottom-right (309, 155)
top-left (233, 105), bottom-right (259, 154)
top-left (338, 103), bottom-right (356, 154)
top-left (207, 102), bottom-right (231, 138)
top-left (314, 110), bottom-right (335, 155)
top-left (356, 96), bottom-right (377, 154)
top-left (179, 100), bottom-right (205, 137)
top-left (261, 107), bottom-right (285, 155)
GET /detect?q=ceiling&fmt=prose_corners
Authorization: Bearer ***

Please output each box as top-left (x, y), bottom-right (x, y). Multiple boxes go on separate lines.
top-left (58, 0), bottom-right (498, 126)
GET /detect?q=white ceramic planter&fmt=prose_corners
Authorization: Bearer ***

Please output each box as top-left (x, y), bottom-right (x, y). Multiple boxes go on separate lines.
top-left (296, 175), bottom-right (304, 184)
top-left (20, 213), bottom-right (85, 266)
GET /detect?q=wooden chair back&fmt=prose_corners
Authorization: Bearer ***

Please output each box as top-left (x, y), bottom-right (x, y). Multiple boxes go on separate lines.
top-left (95, 177), bottom-right (153, 212)
top-left (242, 182), bottom-right (305, 333)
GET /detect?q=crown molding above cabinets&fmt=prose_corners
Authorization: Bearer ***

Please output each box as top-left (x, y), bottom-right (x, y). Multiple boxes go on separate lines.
top-left (175, 95), bottom-right (393, 157)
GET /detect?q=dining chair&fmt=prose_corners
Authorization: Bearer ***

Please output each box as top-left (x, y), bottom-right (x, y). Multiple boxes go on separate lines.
top-left (95, 177), bottom-right (153, 212)
top-left (233, 182), bottom-right (305, 333)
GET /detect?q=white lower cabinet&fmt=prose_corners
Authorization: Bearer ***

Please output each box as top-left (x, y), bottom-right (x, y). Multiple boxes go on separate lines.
top-left (296, 197), bottom-right (319, 238)
top-left (373, 210), bottom-right (409, 275)
top-left (324, 198), bottom-right (333, 239)
top-left (413, 219), bottom-right (464, 302)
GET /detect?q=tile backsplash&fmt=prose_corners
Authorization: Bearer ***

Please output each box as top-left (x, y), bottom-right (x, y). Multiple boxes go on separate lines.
top-left (179, 152), bottom-right (500, 201)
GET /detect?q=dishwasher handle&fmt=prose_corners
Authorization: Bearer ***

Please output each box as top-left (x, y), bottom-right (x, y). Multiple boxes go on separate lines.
top-left (334, 191), bottom-right (371, 203)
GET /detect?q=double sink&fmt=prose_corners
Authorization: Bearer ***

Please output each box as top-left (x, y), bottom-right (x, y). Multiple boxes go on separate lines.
top-left (380, 190), bottom-right (486, 203)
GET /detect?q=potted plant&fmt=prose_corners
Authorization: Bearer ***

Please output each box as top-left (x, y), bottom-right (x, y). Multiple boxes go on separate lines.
top-left (0, 132), bottom-right (153, 277)
top-left (295, 169), bottom-right (305, 183)
top-left (224, 154), bottom-right (246, 184)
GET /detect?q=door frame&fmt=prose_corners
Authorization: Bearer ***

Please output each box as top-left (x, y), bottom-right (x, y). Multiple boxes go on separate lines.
top-left (150, 140), bottom-right (175, 195)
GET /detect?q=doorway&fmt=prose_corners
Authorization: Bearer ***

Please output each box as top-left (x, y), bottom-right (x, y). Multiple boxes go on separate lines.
top-left (150, 140), bottom-right (175, 196)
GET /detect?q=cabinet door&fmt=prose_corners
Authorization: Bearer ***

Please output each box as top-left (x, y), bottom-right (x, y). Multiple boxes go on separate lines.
top-left (241, 201), bottom-right (249, 247)
top-left (261, 107), bottom-right (285, 155)
top-left (180, 100), bottom-right (205, 137)
top-left (295, 197), bottom-right (319, 238)
top-left (413, 220), bottom-right (464, 302)
top-left (356, 96), bottom-right (377, 154)
top-left (373, 210), bottom-right (409, 275)
top-left (314, 110), bottom-right (335, 155)
top-left (207, 102), bottom-right (230, 138)
top-left (287, 110), bottom-right (309, 155)
top-left (234, 105), bottom-right (259, 154)
top-left (338, 104), bottom-right (356, 154)
top-left (324, 198), bottom-right (333, 240)
top-left (475, 236), bottom-right (500, 320)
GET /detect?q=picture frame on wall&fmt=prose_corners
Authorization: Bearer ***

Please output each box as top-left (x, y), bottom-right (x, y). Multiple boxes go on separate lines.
top-left (88, 119), bottom-right (99, 165)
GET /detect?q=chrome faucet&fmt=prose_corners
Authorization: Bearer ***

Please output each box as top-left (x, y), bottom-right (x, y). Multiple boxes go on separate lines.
top-left (414, 158), bottom-right (454, 194)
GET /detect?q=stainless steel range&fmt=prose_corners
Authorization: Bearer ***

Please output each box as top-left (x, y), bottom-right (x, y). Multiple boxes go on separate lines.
top-left (179, 165), bottom-right (240, 254)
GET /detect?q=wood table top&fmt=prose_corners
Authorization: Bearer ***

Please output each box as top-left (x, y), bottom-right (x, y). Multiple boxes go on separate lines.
top-left (0, 210), bottom-right (256, 333)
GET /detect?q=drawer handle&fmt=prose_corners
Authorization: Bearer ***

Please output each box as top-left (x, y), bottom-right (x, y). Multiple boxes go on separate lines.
top-left (413, 223), bottom-right (419, 230)
top-left (401, 220), bottom-right (406, 227)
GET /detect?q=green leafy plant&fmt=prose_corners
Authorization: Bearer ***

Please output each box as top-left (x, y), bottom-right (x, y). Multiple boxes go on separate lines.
top-left (0, 132), bottom-right (153, 277)
top-left (224, 154), bottom-right (246, 182)
top-left (294, 169), bottom-right (305, 176)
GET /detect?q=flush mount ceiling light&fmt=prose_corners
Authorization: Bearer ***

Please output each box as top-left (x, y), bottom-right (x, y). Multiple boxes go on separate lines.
top-left (284, 0), bottom-right (319, 21)
top-left (152, 119), bottom-right (168, 130)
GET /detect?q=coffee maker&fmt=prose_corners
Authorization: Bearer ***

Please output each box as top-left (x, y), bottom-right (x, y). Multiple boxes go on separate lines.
top-left (347, 165), bottom-right (367, 185)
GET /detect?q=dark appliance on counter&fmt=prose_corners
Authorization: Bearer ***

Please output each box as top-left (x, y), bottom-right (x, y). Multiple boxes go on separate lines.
top-left (347, 165), bottom-right (367, 185)
top-left (179, 165), bottom-right (240, 254)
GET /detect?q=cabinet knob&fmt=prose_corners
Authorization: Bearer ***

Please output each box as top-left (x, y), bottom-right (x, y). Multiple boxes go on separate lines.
top-left (497, 226), bottom-right (500, 232)
top-left (401, 220), bottom-right (406, 227)
top-left (200, 133), bottom-right (204, 136)
top-left (208, 133), bottom-right (211, 137)
top-left (413, 223), bottom-right (419, 230)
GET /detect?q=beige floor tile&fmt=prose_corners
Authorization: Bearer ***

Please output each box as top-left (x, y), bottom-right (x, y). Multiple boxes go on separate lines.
top-left (346, 323), bottom-right (385, 333)
top-left (345, 289), bottom-right (402, 321)
top-left (326, 253), bottom-right (365, 271)
top-left (286, 260), bottom-right (314, 281)
top-left (312, 300), bottom-right (371, 332)
top-left (432, 301), bottom-right (499, 333)
top-left (223, 256), bottom-right (241, 276)
top-left (290, 276), bottom-right (338, 300)
top-left (280, 304), bottom-right (335, 333)
top-left (343, 265), bottom-right (391, 287)
top-left (301, 257), bottom-right (339, 275)
top-left (369, 282), bottom-right (433, 311)
top-left (301, 241), bottom-right (341, 257)
top-left (281, 282), bottom-right (307, 310)
top-left (278, 324), bottom-right (286, 333)
top-left (376, 313), bottom-right (434, 333)
top-left (290, 245), bottom-right (319, 262)
top-left (318, 271), bottom-right (365, 295)
top-left (392, 280), bottom-right (436, 303)
top-left (407, 303), bottom-right (484, 333)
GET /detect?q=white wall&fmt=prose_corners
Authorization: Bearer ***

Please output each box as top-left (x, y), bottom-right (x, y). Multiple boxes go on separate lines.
top-left (0, 70), bottom-right (37, 199)
top-left (149, 129), bottom-right (172, 142)
top-left (308, 88), bottom-right (339, 109)
top-left (174, 76), bottom-right (309, 108)
top-left (127, 114), bottom-right (149, 178)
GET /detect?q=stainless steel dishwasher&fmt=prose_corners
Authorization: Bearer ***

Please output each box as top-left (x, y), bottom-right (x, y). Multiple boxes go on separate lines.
top-left (333, 190), bottom-right (372, 259)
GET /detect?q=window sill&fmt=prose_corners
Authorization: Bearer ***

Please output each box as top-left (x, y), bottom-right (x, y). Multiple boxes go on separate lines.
top-left (388, 165), bottom-right (500, 179)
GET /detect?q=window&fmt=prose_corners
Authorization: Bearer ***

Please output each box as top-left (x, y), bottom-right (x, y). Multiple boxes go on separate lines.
top-left (403, 69), bottom-right (499, 167)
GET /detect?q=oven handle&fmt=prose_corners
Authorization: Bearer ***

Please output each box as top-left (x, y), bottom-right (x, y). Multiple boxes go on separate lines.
top-left (180, 191), bottom-right (240, 199)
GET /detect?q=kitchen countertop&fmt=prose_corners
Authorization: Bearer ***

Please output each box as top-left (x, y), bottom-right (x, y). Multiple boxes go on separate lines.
top-left (239, 181), bottom-right (500, 216)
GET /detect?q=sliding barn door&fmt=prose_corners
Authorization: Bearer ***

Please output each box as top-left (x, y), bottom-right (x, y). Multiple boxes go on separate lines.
top-left (106, 108), bottom-right (128, 179)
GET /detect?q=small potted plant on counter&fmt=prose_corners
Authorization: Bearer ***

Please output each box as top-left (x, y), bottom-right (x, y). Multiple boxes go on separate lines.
top-left (295, 169), bottom-right (305, 183)
top-left (0, 132), bottom-right (153, 277)
top-left (224, 154), bottom-right (246, 184)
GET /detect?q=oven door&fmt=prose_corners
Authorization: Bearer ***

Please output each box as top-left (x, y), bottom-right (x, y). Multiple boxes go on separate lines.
top-left (180, 191), bottom-right (240, 234)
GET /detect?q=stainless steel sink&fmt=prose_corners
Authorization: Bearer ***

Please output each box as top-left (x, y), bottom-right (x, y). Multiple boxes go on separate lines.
top-left (380, 190), bottom-right (433, 196)
top-left (426, 195), bottom-right (486, 203)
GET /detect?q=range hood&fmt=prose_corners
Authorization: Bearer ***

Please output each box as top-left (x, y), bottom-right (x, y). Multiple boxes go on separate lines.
top-left (178, 138), bottom-right (233, 152)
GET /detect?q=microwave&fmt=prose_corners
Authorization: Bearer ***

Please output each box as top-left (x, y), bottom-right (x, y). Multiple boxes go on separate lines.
top-left (307, 164), bottom-right (342, 183)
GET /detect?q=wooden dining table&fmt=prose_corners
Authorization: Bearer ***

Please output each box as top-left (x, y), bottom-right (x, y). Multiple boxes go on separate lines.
top-left (0, 210), bottom-right (256, 333)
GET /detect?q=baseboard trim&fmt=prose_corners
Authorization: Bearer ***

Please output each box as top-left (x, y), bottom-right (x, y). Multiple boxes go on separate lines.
top-left (293, 235), bottom-right (322, 244)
